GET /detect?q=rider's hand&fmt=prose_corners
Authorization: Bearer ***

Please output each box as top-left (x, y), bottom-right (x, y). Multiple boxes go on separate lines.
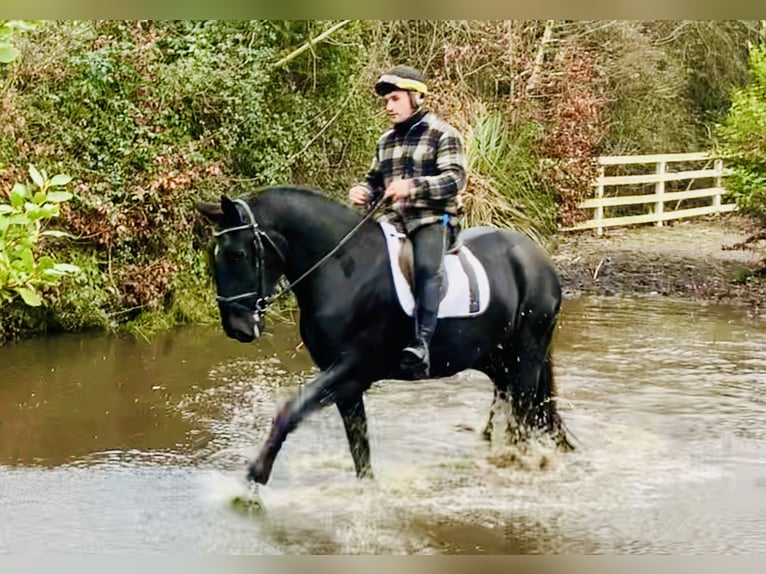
top-left (384, 179), bottom-right (411, 202)
top-left (348, 185), bottom-right (370, 207)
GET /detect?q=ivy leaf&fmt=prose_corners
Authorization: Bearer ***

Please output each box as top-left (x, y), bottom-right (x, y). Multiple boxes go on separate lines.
top-left (15, 287), bottom-right (42, 307)
top-left (49, 174), bottom-right (72, 187)
top-left (28, 165), bottom-right (44, 188)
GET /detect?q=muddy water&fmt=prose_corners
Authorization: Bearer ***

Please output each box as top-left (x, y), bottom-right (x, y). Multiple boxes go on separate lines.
top-left (1, 297), bottom-right (765, 554)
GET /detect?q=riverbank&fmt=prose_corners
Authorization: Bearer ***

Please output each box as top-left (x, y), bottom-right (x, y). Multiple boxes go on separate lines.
top-left (550, 214), bottom-right (766, 309)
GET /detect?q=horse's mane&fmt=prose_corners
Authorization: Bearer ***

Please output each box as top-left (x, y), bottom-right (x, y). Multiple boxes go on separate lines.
top-left (247, 186), bottom-right (364, 226)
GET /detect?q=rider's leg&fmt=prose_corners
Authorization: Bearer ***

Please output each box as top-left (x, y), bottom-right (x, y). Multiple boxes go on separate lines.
top-left (400, 222), bottom-right (444, 378)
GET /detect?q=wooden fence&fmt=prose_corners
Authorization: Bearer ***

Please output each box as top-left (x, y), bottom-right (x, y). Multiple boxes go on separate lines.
top-left (563, 152), bottom-right (735, 234)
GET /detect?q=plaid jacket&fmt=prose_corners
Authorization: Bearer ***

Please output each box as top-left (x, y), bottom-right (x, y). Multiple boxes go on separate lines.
top-left (361, 111), bottom-right (467, 235)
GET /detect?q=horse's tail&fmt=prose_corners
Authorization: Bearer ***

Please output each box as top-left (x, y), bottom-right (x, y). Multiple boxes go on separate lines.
top-left (537, 352), bottom-right (575, 450)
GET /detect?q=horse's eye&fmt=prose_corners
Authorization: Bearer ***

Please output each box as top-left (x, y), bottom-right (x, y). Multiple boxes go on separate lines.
top-left (227, 249), bottom-right (246, 262)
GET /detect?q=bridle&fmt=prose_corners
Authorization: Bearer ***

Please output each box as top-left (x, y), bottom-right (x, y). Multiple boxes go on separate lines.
top-left (212, 199), bottom-right (287, 322)
top-left (212, 196), bottom-right (385, 322)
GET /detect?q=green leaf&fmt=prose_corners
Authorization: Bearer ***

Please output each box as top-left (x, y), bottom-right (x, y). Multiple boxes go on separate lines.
top-left (15, 286), bottom-right (42, 307)
top-left (32, 191), bottom-right (46, 205)
top-left (53, 263), bottom-right (80, 274)
top-left (0, 205), bottom-right (12, 215)
top-left (43, 268), bottom-right (66, 278)
top-left (41, 204), bottom-right (60, 218)
top-left (10, 183), bottom-right (27, 207)
top-left (0, 45), bottom-right (19, 64)
top-left (41, 229), bottom-right (72, 238)
top-left (19, 247), bottom-right (34, 269)
top-left (8, 213), bottom-right (29, 226)
top-left (45, 191), bottom-right (73, 203)
top-left (37, 255), bottom-right (55, 270)
top-left (25, 205), bottom-right (44, 220)
top-left (28, 165), bottom-right (44, 188)
top-left (49, 174), bottom-right (72, 187)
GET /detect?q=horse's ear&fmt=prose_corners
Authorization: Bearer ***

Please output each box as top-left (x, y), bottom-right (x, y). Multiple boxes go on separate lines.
top-left (195, 200), bottom-right (223, 224)
top-left (220, 195), bottom-right (243, 224)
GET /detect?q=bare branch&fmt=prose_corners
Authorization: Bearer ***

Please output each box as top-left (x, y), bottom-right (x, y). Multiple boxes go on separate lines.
top-left (273, 20), bottom-right (352, 69)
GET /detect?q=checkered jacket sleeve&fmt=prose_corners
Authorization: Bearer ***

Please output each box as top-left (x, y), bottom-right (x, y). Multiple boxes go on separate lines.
top-left (363, 152), bottom-right (385, 205)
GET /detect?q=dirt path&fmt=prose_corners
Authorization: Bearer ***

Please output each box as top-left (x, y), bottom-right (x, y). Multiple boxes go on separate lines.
top-left (550, 214), bottom-right (766, 309)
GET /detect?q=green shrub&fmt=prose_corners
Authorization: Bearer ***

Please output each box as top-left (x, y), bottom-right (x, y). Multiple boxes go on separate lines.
top-left (0, 165), bottom-right (80, 307)
top-left (716, 42), bottom-right (766, 221)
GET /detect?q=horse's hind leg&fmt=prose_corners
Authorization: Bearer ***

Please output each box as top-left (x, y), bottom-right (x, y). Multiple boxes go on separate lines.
top-left (480, 384), bottom-right (508, 442)
top-left (477, 343), bottom-right (529, 444)
top-left (337, 395), bottom-right (374, 479)
top-left (478, 318), bottom-right (570, 448)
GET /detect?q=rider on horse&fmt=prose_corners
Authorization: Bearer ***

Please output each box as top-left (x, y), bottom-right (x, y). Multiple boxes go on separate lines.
top-left (348, 65), bottom-right (467, 379)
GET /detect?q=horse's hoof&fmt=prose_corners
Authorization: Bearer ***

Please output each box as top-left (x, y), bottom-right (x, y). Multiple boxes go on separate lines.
top-left (246, 458), bottom-right (272, 485)
top-left (400, 363), bottom-right (429, 380)
top-left (556, 434), bottom-right (575, 452)
top-left (356, 466), bottom-right (375, 480)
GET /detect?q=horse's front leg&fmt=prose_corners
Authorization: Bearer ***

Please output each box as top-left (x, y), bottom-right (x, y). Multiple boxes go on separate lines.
top-left (337, 395), bottom-right (373, 479)
top-left (247, 362), bottom-right (355, 485)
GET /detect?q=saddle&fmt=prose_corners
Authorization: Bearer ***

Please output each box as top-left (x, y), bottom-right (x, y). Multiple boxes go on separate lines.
top-left (379, 221), bottom-right (490, 319)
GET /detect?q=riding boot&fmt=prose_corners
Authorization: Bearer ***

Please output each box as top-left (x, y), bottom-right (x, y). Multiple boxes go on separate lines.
top-left (400, 274), bottom-right (441, 379)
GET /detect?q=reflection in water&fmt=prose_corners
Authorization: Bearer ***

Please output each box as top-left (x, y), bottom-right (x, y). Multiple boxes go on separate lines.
top-left (0, 324), bottom-right (311, 466)
top-left (1, 297), bottom-right (765, 553)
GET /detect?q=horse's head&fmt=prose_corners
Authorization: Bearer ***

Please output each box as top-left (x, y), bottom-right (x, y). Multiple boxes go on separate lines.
top-left (196, 195), bottom-right (285, 343)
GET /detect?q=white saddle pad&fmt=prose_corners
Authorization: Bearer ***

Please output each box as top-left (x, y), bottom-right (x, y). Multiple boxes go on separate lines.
top-left (379, 221), bottom-right (490, 318)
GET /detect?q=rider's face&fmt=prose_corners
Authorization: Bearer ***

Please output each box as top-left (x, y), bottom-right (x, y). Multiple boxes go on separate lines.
top-left (383, 90), bottom-right (415, 124)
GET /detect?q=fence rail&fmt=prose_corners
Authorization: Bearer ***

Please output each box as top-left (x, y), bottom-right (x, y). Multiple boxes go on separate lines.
top-left (562, 152), bottom-right (735, 234)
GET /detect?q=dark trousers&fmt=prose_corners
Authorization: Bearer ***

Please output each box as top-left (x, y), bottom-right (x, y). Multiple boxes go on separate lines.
top-left (409, 222), bottom-right (445, 337)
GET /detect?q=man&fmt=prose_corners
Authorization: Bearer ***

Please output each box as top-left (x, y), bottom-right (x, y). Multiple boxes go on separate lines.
top-left (348, 65), bottom-right (467, 378)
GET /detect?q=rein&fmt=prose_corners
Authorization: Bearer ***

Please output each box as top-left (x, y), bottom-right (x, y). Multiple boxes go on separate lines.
top-left (213, 196), bottom-right (386, 319)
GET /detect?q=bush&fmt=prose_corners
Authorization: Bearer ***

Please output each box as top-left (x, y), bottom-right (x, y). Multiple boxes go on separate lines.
top-left (1, 21), bottom-right (379, 341)
top-left (0, 165), bottom-right (80, 307)
top-left (2, 20), bottom-right (764, 342)
top-left (716, 42), bottom-right (766, 221)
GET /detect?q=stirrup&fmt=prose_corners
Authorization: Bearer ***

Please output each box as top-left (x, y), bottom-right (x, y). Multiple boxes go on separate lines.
top-left (400, 344), bottom-right (430, 378)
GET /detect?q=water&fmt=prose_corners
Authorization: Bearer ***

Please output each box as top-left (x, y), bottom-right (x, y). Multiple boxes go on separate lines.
top-left (1, 297), bottom-right (765, 553)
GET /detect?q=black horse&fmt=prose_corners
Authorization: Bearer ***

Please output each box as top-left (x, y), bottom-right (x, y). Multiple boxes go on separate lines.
top-left (196, 187), bottom-right (571, 485)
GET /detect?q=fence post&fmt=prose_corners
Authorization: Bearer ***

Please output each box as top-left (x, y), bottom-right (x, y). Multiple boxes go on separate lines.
top-left (595, 165), bottom-right (605, 236)
top-left (713, 158), bottom-right (723, 212)
top-left (655, 160), bottom-right (666, 227)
